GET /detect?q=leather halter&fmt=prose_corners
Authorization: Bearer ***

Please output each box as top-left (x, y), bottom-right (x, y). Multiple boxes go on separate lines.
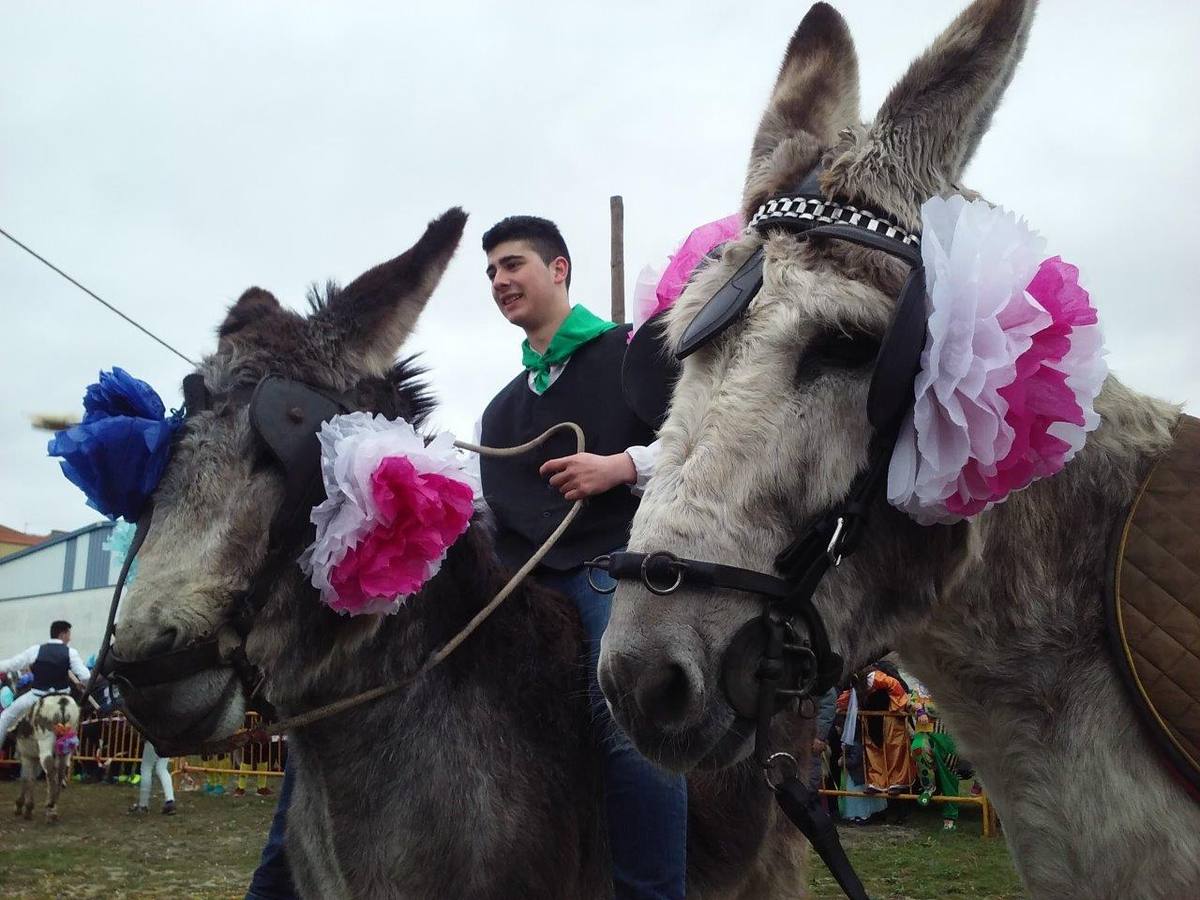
top-left (96, 375), bottom-right (350, 720)
top-left (592, 170), bottom-right (926, 713)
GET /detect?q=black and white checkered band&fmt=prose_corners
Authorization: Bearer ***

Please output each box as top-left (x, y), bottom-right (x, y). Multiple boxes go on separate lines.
top-left (748, 195), bottom-right (920, 248)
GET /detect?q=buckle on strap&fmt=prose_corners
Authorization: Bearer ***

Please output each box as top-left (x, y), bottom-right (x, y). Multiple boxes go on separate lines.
top-left (826, 517), bottom-right (847, 567)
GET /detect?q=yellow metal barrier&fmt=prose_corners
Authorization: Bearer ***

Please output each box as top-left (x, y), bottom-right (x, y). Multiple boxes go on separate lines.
top-left (1, 711), bottom-right (288, 783)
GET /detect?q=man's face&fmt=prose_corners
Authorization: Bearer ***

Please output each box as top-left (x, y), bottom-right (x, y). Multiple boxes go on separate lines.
top-left (60, 629), bottom-right (71, 644)
top-left (485, 239), bottom-right (566, 330)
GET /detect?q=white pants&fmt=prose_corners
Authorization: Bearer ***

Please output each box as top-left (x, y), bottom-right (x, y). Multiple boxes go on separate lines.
top-left (138, 741), bottom-right (175, 806)
top-left (0, 690), bottom-right (54, 737)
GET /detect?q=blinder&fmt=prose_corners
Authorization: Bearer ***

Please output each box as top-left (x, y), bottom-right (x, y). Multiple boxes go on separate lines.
top-left (99, 375), bottom-right (350, 728)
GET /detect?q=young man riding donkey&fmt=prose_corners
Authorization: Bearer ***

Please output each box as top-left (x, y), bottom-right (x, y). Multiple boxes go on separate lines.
top-left (1, 620), bottom-right (86, 822)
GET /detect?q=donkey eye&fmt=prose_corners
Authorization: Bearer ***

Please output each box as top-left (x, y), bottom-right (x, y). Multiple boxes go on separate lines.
top-left (816, 332), bottom-right (879, 368)
top-left (794, 331), bottom-right (880, 385)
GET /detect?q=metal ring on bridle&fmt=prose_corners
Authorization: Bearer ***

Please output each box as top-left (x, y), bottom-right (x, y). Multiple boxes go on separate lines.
top-left (762, 751), bottom-right (800, 791)
top-left (640, 550), bottom-right (686, 595)
top-left (586, 555), bottom-right (617, 594)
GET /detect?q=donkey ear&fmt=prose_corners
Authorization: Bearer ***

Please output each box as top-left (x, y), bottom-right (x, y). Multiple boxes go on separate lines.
top-left (218, 287), bottom-right (283, 348)
top-left (837, 0), bottom-right (1035, 216)
top-left (742, 3), bottom-right (860, 220)
top-left (318, 207), bottom-right (467, 372)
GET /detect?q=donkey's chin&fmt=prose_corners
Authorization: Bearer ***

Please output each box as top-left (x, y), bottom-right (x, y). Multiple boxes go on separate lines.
top-left (616, 702), bottom-right (756, 773)
top-left (120, 667), bottom-right (246, 750)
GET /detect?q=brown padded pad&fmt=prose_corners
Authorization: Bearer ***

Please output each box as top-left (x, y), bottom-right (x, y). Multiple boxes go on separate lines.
top-left (1114, 415), bottom-right (1200, 779)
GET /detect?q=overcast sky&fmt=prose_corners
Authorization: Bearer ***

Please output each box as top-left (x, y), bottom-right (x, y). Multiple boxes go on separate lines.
top-left (2, 1), bottom-right (1197, 535)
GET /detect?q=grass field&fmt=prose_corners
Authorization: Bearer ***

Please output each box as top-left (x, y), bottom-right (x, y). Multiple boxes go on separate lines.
top-left (0, 779), bottom-right (1022, 898)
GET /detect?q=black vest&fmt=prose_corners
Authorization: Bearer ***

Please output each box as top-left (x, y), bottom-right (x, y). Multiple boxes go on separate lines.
top-left (31, 642), bottom-right (71, 692)
top-left (481, 326), bottom-right (656, 571)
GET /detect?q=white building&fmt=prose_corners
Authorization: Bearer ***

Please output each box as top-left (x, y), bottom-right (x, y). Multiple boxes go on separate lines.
top-left (0, 521), bottom-right (119, 662)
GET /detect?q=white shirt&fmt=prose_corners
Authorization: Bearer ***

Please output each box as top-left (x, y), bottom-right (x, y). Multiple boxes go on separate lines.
top-left (469, 355), bottom-right (661, 495)
top-left (0, 639), bottom-right (91, 684)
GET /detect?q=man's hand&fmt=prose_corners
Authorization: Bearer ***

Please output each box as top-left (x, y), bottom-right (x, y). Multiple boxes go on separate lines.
top-left (812, 738), bottom-right (828, 755)
top-left (540, 452), bottom-right (636, 501)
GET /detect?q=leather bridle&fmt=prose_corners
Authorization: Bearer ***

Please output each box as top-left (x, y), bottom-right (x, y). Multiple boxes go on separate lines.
top-left (94, 374), bottom-right (351, 734)
top-left (587, 169), bottom-right (929, 900)
top-left (87, 373), bottom-right (591, 759)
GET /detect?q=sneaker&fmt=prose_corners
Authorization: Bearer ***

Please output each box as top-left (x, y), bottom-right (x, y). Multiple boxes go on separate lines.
top-left (161, 800), bottom-right (176, 816)
top-left (210, 784), bottom-right (225, 796)
top-left (130, 774), bottom-right (141, 785)
top-left (255, 786), bottom-right (273, 797)
top-left (943, 819), bottom-right (957, 831)
top-left (918, 789), bottom-right (932, 807)
top-left (863, 784), bottom-right (882, 794)
top-left (128, 804), bottom-right (148, 815)
top-left (233, 787), bottom-right (246, 798)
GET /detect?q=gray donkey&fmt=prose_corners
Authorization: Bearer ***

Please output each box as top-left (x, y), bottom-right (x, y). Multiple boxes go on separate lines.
top-left (599, 2), bottom-right (1200, 898)
top-left (107, 210), bottom-right (810, 898)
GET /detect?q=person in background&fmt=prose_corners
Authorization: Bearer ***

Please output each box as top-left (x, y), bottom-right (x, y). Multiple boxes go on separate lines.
top-left (0, 673), bottom-right (13, 711)
top-left (129, 740), bottom-right (176, 816)
top-left (810, 686), bottom-right (838, 793)
top-left (838, 665), bottom-right (916, 796)
top-left (0, 621), bottom-right (91, 739)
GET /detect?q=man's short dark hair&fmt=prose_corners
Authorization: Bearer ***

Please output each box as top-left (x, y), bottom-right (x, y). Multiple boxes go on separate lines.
top-left (50, 620), bottom-right (71, 639)
top-left (482, 215), bottom-right (572, 289)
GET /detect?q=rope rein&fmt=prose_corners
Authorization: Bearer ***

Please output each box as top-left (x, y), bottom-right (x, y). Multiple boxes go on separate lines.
top-left (198, 422), bottom-right (587, 751)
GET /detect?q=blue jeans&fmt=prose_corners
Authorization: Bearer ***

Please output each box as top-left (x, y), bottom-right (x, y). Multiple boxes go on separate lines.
top-left (246, 759), bottom-right (295, 899)
top-left (246, 565), bottom-right (689, 900)
top-left (537, 562), bottom-right (689, 900)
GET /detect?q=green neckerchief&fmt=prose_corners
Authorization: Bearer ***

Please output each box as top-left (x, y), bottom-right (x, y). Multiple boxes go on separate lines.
top-left (521, 305), bottom-right (617, 394)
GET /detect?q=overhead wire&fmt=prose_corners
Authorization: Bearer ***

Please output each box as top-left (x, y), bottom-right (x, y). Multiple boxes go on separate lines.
top-left (0, 225), bottom-right (197, 366)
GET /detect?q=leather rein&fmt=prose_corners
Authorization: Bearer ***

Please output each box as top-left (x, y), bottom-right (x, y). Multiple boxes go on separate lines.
top-left (88, 371), bottom-right (586, 757)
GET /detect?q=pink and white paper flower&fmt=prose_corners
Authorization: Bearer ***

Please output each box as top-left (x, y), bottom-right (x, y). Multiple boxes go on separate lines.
top-left (299, 412), bottom-right (480, 615)
top-left (887, 195), bottom-right (1107, 524)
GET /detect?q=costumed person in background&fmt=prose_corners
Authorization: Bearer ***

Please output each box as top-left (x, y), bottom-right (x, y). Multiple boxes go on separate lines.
top-left (910, 695), bottom-right (961, 831)
top-left (0, 620), bottom-right (91, 739)
top-left (476, 215), bottom-right (686, 900)
top-left (233, 743), bottom-right (273, 798)
top-left (835, 677), bottom-right (886, 825)
top-left (901, 669), bottom-right (967, 832)
top-left (838, 665), bottom-right (916, 795)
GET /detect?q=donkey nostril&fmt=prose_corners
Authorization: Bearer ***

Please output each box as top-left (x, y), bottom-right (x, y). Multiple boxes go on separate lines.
top-left (143, 627), bottom-right (179, 658)
top-left (634, 662), bottom-right (695, 726)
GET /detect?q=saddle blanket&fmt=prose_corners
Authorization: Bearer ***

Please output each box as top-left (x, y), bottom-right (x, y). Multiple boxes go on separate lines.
top-left (1107, 414), bottom-right (1200, 794)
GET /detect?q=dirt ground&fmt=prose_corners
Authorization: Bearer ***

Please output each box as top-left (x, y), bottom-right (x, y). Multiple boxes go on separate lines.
top-left (0, 779), bottom-right (1021, 899)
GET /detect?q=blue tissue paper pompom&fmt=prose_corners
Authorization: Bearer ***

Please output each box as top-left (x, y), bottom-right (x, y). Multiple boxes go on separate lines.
top-left (48, 368), bottom-right (183, 521)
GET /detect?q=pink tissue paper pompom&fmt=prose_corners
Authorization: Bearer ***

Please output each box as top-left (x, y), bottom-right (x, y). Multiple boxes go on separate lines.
top-left (299, 412), bottom-right (481, 616)
top-left (888, 196), bottom-right (1106, 524)
top-left (326, 458), bottom-right (475, 616)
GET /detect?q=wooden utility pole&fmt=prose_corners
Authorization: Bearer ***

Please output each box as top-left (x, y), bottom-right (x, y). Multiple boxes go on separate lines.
top-left (610, 195), bottom-right (625, 323)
